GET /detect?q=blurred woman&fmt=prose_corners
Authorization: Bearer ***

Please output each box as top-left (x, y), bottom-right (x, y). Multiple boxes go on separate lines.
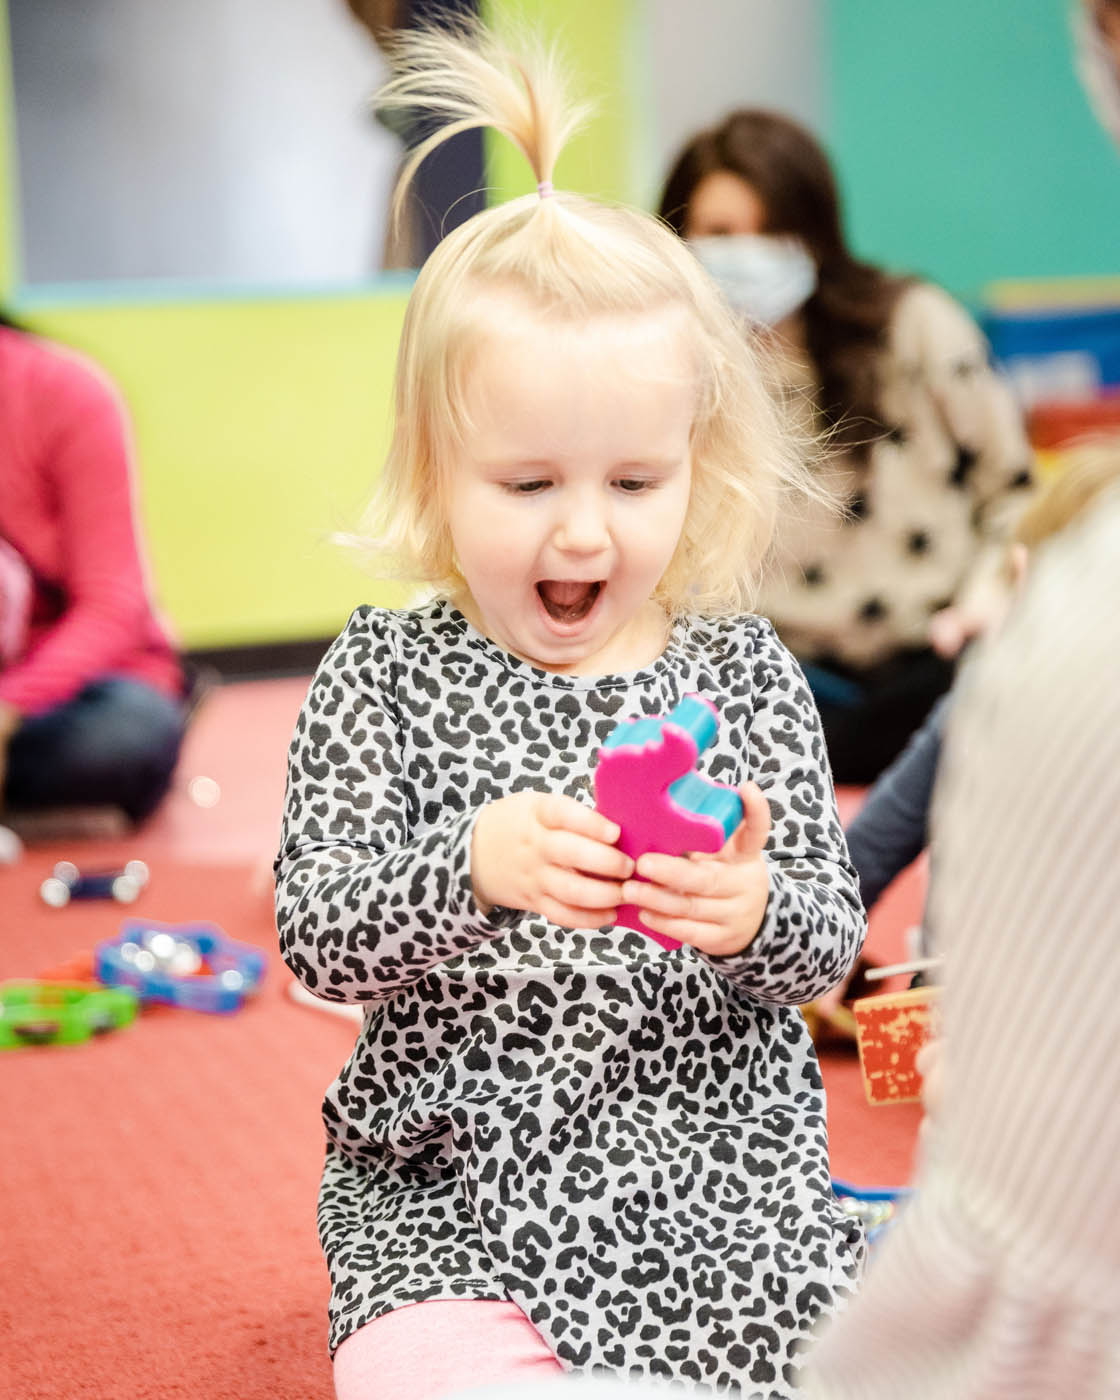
top-left (659, 111), bottom-right (1034, 783)
top-left (0, 311), bottom-right (187, 825)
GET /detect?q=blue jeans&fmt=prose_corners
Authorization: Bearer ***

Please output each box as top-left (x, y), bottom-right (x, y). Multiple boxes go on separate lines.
top-left (4, 676), bottom-right (187, 823)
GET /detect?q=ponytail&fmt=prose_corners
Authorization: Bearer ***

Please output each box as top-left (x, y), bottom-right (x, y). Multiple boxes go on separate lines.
top-left (375, 19), bottom-right (590, 231)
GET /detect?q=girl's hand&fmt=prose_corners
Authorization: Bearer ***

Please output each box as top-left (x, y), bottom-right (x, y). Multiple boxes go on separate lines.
top-left (620, 782), bottom-right (772, 956)
top-left (472, 791), bottom-right (633, 929)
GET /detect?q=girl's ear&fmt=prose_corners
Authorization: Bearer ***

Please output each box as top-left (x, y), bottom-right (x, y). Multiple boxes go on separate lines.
top-left (1009, 541), bottom-right (1030, 593)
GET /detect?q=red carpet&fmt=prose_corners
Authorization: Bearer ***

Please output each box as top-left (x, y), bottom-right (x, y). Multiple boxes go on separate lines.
top-left (0, 700), bottom-right (925, 1399)
top-left (0, 858), bottom-right (349, 1400)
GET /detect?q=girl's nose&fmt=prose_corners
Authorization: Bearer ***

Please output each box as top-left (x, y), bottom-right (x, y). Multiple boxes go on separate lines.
top-left (554, 492), bottom-right (611, 554)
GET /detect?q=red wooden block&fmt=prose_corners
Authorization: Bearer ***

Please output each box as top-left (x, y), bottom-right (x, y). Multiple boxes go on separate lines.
top-left (853, 985), bottom-right (941, 1106)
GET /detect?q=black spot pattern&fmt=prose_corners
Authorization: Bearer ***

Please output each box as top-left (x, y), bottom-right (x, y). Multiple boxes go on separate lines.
top-left (857, 598), bottom-right (888, 625)
top-left (949, 445), bottom-right (979, 489)
top-left (275, 601), bottom-right (866, 1396)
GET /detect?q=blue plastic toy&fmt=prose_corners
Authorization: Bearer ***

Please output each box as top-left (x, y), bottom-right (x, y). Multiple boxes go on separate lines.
top-left (832, 1178), bottom-right (910, 1247)
top-left (95, 919), bottom-right (266, 1014)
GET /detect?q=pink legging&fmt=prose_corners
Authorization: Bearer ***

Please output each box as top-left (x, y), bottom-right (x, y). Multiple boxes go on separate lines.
top-left (333, 1299), bottom-right (565, 1400)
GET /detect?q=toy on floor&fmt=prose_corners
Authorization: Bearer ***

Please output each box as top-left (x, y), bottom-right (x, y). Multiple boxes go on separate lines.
top-left (0, 980), bottom-right (138, 1049)
top-left (852, 983), bottom-right (942, 1105)
top-left (594, 694), bottom-right (743, 951)
top-left (832, 1178), bottom-right (909, 1247)
top-left (37, 951), bottom-right (99, 985)
top-left (40, 858), bottom-right (149, 908)
top-left (0, 823), bottom-right (22, 865)
top-left (96, 919), bottom-right (266, 1014)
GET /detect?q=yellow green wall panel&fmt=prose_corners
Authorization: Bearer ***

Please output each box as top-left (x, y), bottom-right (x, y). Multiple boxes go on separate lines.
top-left (20, 292), bottom-right (414, 648)
top-left (0, 0), bottom-right (637, 648)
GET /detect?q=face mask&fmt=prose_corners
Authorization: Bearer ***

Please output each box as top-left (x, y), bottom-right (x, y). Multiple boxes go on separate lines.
top-left (690, 234), bottom-right (818, 326)
top-left (1075, 3), bottom-right (1120, 149)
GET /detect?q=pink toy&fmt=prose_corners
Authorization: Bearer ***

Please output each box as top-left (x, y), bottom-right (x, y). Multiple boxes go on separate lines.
top-left (594, 694), bottom-right (743, 950)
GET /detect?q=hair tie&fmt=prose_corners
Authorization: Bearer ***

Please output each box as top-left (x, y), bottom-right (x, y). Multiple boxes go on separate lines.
top-left (537, 179), bottom-right (554, 199)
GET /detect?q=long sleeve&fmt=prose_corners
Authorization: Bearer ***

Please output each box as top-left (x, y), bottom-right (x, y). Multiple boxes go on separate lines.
top-left (0, 347), bottom-right (167, 715)
top-left (700, 625), bottom-right (866, 1005)
top-left (844, 692), bottom-right (948, 910)
top-left (275, 609), bottom-right (519, 1003)
top-left (891, 283), bottom-right (1035, 618)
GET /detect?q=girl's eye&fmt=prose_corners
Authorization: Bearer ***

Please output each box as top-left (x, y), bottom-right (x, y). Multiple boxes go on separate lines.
top-left (616, 478), bottom-right (654, 493)
top-left (503, 480), bottom-right (550, 495)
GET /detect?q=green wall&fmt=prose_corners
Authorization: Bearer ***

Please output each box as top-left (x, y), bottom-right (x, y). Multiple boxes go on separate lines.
top-left (0, 0), bottom-right (639, 649)
top-left (829, 0), bottom-right (1120, 304)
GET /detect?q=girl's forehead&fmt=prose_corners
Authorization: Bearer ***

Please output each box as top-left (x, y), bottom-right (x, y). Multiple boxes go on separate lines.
top-left (461, 294), bottom-right (700, 377)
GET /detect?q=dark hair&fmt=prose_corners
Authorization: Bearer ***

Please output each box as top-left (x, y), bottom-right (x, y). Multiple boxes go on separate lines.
top-left (658, 109), bottom-right (913, 457)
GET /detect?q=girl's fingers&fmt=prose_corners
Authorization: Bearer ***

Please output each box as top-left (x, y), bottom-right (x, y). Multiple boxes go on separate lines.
top-left (537, 793), bottom-right (621, 846)
top-left (632, 852), bottom-right (725, 892)
top-left (731, 781), bottom-right (771, 860)
top-left (541, 899), bottom-right (618, 930)
top-left (542, 866), bottom-right (624, 912)
top-left (547, 830), bottom-right (633, 880)
top-left (626, 881), bottom-right (728, 925)
top-left (636, 908), bottom-right (746, 956)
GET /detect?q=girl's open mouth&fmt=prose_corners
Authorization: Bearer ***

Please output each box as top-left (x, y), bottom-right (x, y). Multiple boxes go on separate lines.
top-left (536, 580), bottom-right (603, 625)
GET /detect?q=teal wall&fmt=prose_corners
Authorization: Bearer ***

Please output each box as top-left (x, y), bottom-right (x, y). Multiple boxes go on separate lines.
top-left (830, 0), bottom-right (1120, 304)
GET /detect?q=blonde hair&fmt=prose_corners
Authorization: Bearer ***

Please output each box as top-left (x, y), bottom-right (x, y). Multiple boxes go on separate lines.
top-left (1013, 436), bottom-right (1120, 552)
top-left (358, 19), bottom-right (827, 617)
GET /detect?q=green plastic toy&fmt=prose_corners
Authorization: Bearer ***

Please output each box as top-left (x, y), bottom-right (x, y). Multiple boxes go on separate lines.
top-left (0, 981), bottom-right (138, 1048)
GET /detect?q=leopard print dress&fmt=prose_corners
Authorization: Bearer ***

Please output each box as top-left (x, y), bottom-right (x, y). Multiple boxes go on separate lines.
top-left (275, 600), bottom-right (866, 1398)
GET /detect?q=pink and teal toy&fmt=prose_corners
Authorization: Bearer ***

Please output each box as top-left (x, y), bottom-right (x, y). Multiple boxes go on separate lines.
top-left (594, 694), bottom-right (743, 950)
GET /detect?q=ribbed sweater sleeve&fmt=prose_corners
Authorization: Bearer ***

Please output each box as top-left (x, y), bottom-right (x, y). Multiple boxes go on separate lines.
top-left (800, 498), bottom-right (1120, 1399)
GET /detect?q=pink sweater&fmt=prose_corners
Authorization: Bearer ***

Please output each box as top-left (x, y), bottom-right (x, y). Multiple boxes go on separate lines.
top-left (0, 327), bottom-right (182, 717)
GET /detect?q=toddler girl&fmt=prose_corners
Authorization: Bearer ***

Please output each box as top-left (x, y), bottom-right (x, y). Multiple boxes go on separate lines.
top-left (276, 22), bottom-right (865, 1400)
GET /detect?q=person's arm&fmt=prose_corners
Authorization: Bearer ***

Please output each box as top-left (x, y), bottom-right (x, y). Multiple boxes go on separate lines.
top-left (0, 352), bottom-right (161, 715)
top-left (693, 624), bottom-right (866, 1005)
top-left (844, 693), bottom-right (949, 910)
top-left (896, 285), bottom-right (1035, 658)
top-left (276, 610), bottom-right (538, 1004)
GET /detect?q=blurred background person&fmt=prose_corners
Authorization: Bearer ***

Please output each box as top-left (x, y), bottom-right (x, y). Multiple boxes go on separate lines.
top-left (658, 110), bottom-right (1034, 785)
top-left (0, 311), bottom-right (188, 832)
top-left (799, 479), bottom-right (1120, 1400)
top-left (844, 435), bottom-right (1120, 921)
